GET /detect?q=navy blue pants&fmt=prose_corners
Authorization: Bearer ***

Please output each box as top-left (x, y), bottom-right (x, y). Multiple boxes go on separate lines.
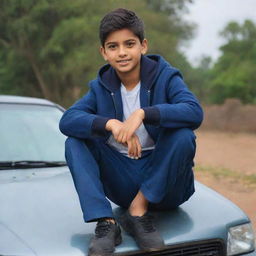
top-left (65, 128), bottom-right (196, 222)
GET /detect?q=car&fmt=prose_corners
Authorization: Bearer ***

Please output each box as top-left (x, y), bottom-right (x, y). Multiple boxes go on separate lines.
top-left (0, 95), bottom-right (255, 256)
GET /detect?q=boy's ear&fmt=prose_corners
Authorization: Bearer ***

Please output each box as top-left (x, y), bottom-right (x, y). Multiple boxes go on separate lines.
top-left (141, 39), bottom-right (148, 55)
top-left (100, 46), bottom-right (108, 61)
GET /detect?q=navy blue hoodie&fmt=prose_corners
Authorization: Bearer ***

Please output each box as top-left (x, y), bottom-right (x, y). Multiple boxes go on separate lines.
top-left (59, 55), bottom-right (203, 142)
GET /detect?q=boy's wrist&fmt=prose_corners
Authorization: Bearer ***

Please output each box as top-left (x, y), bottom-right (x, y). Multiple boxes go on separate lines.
top-left (105, 119), bottom-right (117, 131)
top-left (137, 109), bottom-right (145, 120)
top-left (105, 119), bottom-right (113, 131)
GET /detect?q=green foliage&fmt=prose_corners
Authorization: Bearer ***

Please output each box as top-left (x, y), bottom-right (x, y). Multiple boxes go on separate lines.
top-left (208, 20), bottom-right (256, 104)
top-left (0, 0), bottom-right (195, 106)
top-left (2, 1), bottom-right (255, 106)
top-left (179, 19), bottom-right (256, 105)
top-left (184, 55), bottom-right (213, 103)
top-left (0, 0), bottom-right (108, 105)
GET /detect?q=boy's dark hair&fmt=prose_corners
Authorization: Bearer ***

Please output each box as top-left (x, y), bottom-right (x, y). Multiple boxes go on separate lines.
top-left (99, 8), bottom-right (144, 46)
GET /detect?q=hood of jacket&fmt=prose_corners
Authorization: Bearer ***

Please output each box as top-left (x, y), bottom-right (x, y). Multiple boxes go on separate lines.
top-left (97, 54), bottom-right (181, 92)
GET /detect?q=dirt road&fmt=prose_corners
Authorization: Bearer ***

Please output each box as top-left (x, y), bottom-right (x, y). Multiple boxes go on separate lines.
top-left (194, 130), bottom-right (256, 230)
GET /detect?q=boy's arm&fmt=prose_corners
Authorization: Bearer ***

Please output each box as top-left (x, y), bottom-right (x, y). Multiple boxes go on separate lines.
top-left (59, 89), bottom-right (142, 157)
top-left (118, 76), bottom-right (203, 141)
top-left (142, 75), bottom-right (203, 130)
top-left (59, 89), bottom-right (110, 139)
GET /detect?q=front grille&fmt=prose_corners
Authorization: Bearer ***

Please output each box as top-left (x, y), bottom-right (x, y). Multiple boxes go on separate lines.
top-left (117, 239), bottom-right (225, 256)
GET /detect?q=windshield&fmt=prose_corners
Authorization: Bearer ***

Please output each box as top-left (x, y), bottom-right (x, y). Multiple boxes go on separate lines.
top-left (0, 103), bottom-right (66, 163)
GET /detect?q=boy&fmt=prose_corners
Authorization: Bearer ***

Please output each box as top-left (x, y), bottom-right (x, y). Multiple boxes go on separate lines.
top-left (59, 8), bottom-right (203, 256)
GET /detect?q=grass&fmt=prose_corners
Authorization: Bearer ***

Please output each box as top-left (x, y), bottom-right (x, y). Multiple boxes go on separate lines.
top-left (195, 165), bottom-right (256, 187)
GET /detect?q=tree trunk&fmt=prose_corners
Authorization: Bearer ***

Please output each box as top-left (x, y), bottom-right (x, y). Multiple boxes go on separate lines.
top-left (24, 50), bottom-right (52, 100)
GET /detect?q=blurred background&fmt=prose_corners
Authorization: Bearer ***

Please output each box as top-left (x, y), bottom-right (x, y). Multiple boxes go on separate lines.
top-left (0, 0), bottom-right (255, 228)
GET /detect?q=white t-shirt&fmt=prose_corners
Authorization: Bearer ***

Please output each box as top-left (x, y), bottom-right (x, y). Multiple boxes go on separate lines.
top-left (107, 82), bottom-right (155, 157)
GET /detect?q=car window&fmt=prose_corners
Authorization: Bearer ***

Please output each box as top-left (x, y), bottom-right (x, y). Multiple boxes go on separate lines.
top-left (0, 103), bottom-right (66, 162)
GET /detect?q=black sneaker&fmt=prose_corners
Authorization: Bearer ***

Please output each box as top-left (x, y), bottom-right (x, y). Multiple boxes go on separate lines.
top-left (88, 220), bottom-right (122, 256)
top-left (119, 211), bottom-right (165, 251)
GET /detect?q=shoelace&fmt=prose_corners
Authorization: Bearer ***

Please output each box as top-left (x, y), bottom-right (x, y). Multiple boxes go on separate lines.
top-left (137, 214), bottom-right (156, 233)
top-left (95, 221), bottom-right (112, 238)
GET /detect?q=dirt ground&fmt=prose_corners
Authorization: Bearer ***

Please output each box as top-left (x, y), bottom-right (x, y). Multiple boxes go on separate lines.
top-left (194, 130), bottom-right (256, 230)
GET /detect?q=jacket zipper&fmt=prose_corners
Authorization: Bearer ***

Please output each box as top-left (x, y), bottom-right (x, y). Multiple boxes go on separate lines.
top-left (111, 92), bottom-right (117, 118)
top-left (103, 92), bottom-right (117, 144)
top-left (147, 90), bottom-right (151, 106)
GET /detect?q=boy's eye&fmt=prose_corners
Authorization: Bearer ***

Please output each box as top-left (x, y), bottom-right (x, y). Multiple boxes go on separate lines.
top-left (108, 44), bottom-right (116, 49)
top-left (127, 41), bottom-right (135, 47)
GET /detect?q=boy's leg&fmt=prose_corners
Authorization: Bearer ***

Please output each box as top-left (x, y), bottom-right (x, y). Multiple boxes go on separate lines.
top-left (65, 137), bottom-right (147, 222)
top-left (118, 128), bottom-right (195, 252)
top-left (140, 128), bottom-right (196, 210)
top-left (119, 128), bottom-right (195, 250)
top-left (65, 137), bottom-right (113, 222)
top-left (66, 137), bottom-right (148, 255)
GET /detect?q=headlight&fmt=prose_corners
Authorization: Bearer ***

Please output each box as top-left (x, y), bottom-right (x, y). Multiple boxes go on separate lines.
top-left (227, 223), bottom-right (255, 255)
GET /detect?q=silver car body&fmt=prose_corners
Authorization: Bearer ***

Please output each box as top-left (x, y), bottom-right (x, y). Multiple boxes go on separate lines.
top-left (0, 95), bottom-right (255, 256)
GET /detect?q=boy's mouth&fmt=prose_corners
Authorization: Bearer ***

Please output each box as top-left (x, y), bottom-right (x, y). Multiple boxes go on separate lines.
top-left (116, 59), bottom-right (131, 64)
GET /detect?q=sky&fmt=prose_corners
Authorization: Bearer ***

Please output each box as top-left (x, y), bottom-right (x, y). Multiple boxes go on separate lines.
top-left (184, 0), bottom-right (256, 65)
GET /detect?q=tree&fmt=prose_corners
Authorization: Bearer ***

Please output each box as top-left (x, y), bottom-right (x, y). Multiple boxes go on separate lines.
top-left (185, 55), bottom-right (213, 103)
top-left (0, 0), bottom-right (195, 106)
top-left (209, 20), bottom-right (256, 104)
top-left (0, 0), bottom-right (107, 105)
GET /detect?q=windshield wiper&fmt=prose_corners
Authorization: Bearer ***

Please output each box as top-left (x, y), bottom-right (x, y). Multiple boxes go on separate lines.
top-left (0, 161), bottom-right (67, 169)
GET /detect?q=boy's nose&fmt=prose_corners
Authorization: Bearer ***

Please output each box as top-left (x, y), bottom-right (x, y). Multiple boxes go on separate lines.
top-left (118, 46), bottom-right (127, 57)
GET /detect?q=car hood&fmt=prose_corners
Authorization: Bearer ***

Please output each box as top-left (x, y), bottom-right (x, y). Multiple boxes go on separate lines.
top-left (0, 167), bottom-right (249, 256)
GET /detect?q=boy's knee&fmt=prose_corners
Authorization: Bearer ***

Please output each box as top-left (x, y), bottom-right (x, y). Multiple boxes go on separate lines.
top-left (159, 128), bottom-right (196, 155)
top-left (162, 128), bottom-right (195, 144)
top-left (65, 137), bottom-right (82, 149)
top-left (175, 128), bottom-right (195, 143)
top-left (65, 137), bottom-right (101, 161)
top-left (65, 137), bottom-right (92, 154)
top-left (175, 128), bottom-right (196, 153)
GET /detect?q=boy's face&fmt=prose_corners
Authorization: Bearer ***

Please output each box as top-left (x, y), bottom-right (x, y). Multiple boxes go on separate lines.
top-left (100, 29), bottom-right (148, 77)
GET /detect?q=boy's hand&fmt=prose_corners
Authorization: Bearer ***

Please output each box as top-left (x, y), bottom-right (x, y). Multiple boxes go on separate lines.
top-left (127, 134), bottom-right (142, 159)
top-left (105, 118), bottom-right (142, 158)
top-left (105, 119), bottom-right (124, 141)
top-left (117, 109), bottom-right (145, 143)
